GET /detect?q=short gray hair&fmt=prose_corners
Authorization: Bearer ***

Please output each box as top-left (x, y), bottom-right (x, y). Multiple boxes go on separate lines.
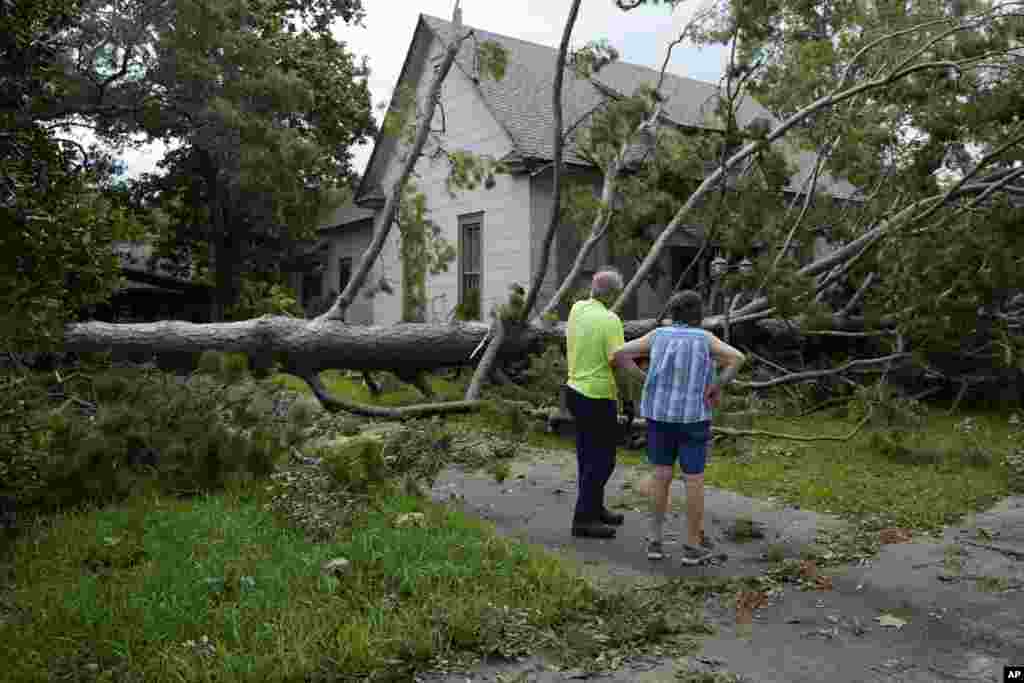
top-left (591, 267), bottom-right (624, 299)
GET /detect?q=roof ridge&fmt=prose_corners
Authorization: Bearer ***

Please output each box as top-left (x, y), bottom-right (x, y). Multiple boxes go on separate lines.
top-left (420, 13), bottom-right (721, 89)
top-left (419, 13), bottom-right (524, 158)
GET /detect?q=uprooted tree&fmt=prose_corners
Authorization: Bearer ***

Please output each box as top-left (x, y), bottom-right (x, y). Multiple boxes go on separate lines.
top-left (44, 0), bottom-right (1024, 416)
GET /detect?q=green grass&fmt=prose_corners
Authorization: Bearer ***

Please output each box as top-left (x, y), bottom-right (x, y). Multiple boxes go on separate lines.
top-left (705, 411), bottom-right (1013, 531)
top-left (269, 368), bottom-right (647, 458)
top-left (1, 488), bottom-right (591, 681)
top-left (1, 482), bottom-right (704, 682)
top-left (273, 369), bottom-right (1014, 532)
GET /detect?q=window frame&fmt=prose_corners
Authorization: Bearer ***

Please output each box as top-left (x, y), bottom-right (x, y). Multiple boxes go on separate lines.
top-left (458, 212), bottom-right (484, 319)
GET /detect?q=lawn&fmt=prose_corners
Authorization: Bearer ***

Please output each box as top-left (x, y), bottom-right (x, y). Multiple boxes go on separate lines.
top-left (0, 362), bottom-right (712, 681)
top-left (2, 364), bottom-right (1016, 681)
top-left (2, 484), bottom-right (708, 681)
top-left (703, 410), bottom-right (1014, 531)
top-left (273, 368), bottom-right (1015, 532)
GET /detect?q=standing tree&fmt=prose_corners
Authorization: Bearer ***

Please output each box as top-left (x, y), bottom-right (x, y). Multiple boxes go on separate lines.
top-left (1, 0), bottom-right (145, 353)
top-left (46, 0), bottom-right (376, 320)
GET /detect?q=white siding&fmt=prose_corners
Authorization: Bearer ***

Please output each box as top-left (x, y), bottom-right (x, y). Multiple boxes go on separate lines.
top-left (369, 31), bottom-right (525, 326)
top-left (530, 166), bottom-right (608, 319)
top-left (323, 223), bottom-right (374, 325)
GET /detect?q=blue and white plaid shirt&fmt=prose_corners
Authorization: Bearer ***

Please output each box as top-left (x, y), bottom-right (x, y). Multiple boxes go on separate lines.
top-left (639, 325), bottom-right (714, 424)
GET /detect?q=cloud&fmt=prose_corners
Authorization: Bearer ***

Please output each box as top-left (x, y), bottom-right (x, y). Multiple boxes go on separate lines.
top-left (335, 0), bottom-right (726, 176)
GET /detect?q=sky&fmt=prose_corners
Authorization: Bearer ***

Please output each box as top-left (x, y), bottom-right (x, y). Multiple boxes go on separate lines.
top-left (101, 0), bottom-right (727, 179)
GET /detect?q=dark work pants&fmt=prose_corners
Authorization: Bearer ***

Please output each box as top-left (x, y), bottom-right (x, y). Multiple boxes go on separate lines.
top-left (566, 386), bottom-right (618, 524)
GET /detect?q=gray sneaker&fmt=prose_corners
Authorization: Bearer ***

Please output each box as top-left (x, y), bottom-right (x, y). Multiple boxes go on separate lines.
top-left (679, 543), bottom-right (712, 566)
top-left (647, 540), bottom-right (667, 561)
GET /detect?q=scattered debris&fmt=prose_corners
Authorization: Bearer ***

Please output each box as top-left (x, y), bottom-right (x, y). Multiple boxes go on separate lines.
top-left (879, 527), bottom-right (913, 544)
top-left (321, 557), bottom-right (351, 576)
top-left (735, 591), bottom-right (769, 626)
top-left (874, 613), bottom-right (907, 630)
top-left (395, 512), bottom-right (427, 528)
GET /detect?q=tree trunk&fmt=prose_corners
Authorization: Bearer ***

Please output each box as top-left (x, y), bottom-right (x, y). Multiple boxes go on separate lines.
top-left (61, 312), bottom-right (887, 376)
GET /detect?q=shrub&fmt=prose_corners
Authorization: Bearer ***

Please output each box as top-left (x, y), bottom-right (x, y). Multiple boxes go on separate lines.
top-left (848, 382), bottom-right (926, 429)
top-left (1, 364), bottom-right (305, 514)
top-left (480, 398), bottom-right (530, 434)
top-left (197, 350), bottom-right (223, 376)
top-left (453, 288), bottom-right (481, 321)
top-left (321, 434), bottom-right (389, 494)
top-left (520, 344), bottom-right (567, 405)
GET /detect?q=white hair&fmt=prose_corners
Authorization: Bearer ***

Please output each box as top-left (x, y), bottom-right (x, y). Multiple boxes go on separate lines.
top-left (591, 268), bottom-right (623, 299)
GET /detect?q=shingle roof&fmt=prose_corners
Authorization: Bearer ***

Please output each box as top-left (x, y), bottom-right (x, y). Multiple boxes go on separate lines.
top-left (318, 204), bottom-right (376, 230)
top-left (420, 14), bottom-right (858, 199)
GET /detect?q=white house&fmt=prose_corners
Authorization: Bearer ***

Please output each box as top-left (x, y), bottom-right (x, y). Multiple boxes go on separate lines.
top-left (294, 13), bottom-right (858, 325)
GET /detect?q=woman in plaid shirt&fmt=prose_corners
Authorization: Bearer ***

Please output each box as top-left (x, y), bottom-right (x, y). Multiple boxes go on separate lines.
top-left (613, 291), bottom-right (746, 565)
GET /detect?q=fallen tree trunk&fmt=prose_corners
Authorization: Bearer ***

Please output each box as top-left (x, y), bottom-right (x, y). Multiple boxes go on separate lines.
top-left (61, 313), bottom-right (895, 375)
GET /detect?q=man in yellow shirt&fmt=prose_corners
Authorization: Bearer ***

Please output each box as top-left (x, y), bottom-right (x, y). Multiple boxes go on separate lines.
top-left (566, 268), bottom-right (626, 538)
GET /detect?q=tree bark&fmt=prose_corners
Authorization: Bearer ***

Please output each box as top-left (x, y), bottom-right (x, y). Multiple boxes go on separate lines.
top-left (61, 311), bottom-right (886, 376)
top-left (518, 0), bottom-right (581, 323)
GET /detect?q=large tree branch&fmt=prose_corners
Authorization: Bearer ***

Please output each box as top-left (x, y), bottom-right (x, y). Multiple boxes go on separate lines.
top-left (755, 136), bottom-right (838, 301)
top-left (320, 20), bottom-right (475, 322)
top-left (517, 0), bottom-right (582, 322)
top-left (610, 37), bottom-right (1001, 316)
top-left (300, 372), bottom-right (483, 418)
top-left (464, 317), bottom-right (507, 400)
top-left (536, 162), bottom-right (618, 320)
top-left (466, 0), bottom-right (582, 401)
top-left (737, 353), bottom-right (911, 389)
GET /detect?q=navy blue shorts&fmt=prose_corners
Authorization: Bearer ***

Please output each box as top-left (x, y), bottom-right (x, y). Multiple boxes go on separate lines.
top-left (646, 419), bottom-right (711, 474)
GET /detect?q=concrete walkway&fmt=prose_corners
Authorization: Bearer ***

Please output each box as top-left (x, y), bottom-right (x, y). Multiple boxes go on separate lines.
top-left (422, 448), bottom-right (1024, 682)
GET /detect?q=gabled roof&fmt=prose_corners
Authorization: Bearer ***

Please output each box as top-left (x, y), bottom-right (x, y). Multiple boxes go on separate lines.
top-left (358, 13), bottom-right (858, 202)
top-left (319, 204), bottom-right (376, 229)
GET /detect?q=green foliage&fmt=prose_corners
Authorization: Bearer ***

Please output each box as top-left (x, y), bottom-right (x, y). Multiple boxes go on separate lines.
top-left (475, 40), bottom-right (509, 82)
top-left (0, 365), bottom-right (304, 513)
top-left (226, 277), bottom-right (304, 320)
top-left (706, 410), bottom-right (1011, 532)
top-left (313, 420), bottom-right (454, 497)
top-left (67, 0), bottom-right (376, 319)
top-left (7, 487), bottom-right (700, 681)
top-left (848, 382), bottom-right (926, 430)
top-left (380, 83), bottom-right (417, 139)
top-left (569, 39), bottom-right (620, 79)
top-left (397, 184), bottom-right (456, 321)
top-left (0, 0), bottom-right (146, 350)
top-left (522, 345), bottom-right (569, 403)
top-left (454, 287), bottom-right (482, 321)
top-left (480, 398), bottom-right (530, 435)
top-left (321, 434), bottom-right (388, 494)
top-left (491, 282), bottom-right (527, 322)
top-left (444, 151), bottom-right (507, 197)
top-left (1007, 415), bottom-right (1024, 493)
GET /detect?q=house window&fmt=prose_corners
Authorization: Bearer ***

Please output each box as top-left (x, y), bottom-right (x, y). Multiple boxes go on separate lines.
top-left (459, 213), bottom-right (483, 319)
top-left (338, 257), bottom-right (352, 292)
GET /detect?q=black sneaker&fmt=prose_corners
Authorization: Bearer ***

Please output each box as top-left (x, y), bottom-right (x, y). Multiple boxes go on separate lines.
top-left (571, 522), bottom-right (617, 538)
top-left (599, 508), bottom-right (625, 526)
top-left (679, 543), bottom-right (712, 566)
top-left (646, 539), bottom-right (666, 560)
